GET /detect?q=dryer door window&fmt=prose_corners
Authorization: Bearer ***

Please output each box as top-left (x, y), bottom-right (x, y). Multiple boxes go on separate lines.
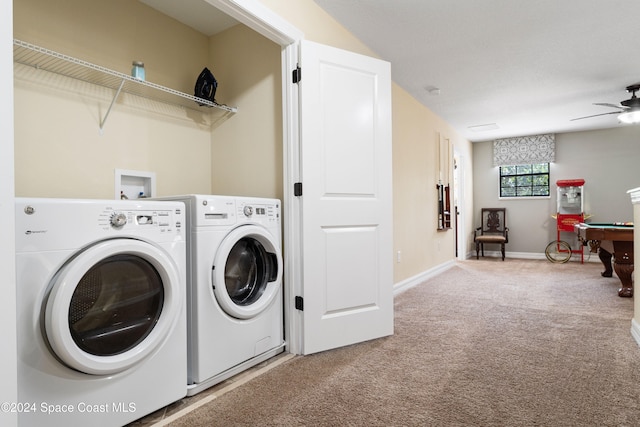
top-left (213, 225), bottom-right (283, 320)
top-left (45, 239), bottom-right (182, 375)
top-left (225, 238), bottom-right (278, 306)
top-left (69, 254), bottom-right (164, 356)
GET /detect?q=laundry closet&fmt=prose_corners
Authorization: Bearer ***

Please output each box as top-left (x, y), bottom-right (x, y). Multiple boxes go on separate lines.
top-left (13, 0), bottom-right (283, 202)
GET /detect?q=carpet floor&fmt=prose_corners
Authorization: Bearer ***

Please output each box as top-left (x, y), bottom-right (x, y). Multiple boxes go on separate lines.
top-left (158, 258), bottom-right (640, 426)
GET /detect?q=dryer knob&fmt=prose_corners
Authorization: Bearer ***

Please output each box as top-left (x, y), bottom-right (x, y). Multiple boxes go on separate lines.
top-left (243, 205), bottom-right (254, 217)
top-left (110, 212), bottom-right (128, 228)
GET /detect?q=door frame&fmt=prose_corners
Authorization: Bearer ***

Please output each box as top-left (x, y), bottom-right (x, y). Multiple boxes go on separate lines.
top-left (454, 150), bottom-right (466, 260)
top-left (1, 1), bottom-right (17, 424)
top-left (205, 0), bottom-right (304, 354)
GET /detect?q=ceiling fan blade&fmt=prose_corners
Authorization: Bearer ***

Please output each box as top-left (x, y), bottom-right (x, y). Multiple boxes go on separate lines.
top-left (573, 85), bottom-right (638, 122)
top-left (593, 102), bottom-right (624, 110)
top-left (570, 111), bottom-right (620, 121)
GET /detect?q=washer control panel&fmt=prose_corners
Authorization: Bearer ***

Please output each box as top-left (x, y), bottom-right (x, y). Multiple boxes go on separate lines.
top-left (15, 199), bottom-right (185, 251)
top-left (99, 206), bottom-right (182, 233)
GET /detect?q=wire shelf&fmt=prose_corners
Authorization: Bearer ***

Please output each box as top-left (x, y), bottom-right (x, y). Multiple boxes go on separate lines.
top-left (13, 39), bottom-right (237, 128)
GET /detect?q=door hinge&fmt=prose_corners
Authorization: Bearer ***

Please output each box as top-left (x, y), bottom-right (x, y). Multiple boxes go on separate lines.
top-left (294, 182), bottom-right (303, 197)
top-left (295, 296), bottom-right (304, 311)
top-left (292, 66), bottom-right (301, 84)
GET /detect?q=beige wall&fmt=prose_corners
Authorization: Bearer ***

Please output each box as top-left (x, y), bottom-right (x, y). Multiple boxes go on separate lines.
top-left (207, 24), bottom-right (283, 200)
top-left (259, 0), bottom-right (378, 57)
top-left (13, 0), bottom-right (216, 199)
top-left (14, 0), bottom-right (284, 201)
top-left (258, 0), bottom-right (474, 282)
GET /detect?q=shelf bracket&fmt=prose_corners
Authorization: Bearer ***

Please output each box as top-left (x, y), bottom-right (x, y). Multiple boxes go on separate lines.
top-left (100, 79), bottom-right (126, 130)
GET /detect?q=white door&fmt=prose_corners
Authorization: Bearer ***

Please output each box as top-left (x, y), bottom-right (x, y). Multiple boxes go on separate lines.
top-left (298, 40), bottom-right (393, 355)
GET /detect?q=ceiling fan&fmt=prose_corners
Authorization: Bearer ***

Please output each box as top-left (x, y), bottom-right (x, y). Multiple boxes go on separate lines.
top-left (571, 84), bottom-right (640, 123)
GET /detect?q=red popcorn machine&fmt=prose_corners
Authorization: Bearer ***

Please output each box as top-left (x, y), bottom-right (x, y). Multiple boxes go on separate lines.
top-left (546, 179), bottom-right (586, 263)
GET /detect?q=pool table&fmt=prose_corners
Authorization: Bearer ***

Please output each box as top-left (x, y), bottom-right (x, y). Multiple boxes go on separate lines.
top-left (575, 223), bottom-right (634, 297)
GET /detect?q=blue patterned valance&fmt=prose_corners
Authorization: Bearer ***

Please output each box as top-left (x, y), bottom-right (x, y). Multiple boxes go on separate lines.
top-left (493, 134), bottom-right (555, 167)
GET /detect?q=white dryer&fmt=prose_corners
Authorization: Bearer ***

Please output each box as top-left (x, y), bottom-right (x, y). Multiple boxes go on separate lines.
top-left (14, 198), bottom-right (187, 427)
top-left (159, 195), bottom-right (284, 396)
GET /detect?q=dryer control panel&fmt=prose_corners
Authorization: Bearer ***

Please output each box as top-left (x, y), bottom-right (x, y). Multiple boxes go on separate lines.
top-left (198, 197), bottom-right (237, 225)
top-left (237, 200), bottom-right (279, 226)
top-left (189, 195), bottom-right (280, 229)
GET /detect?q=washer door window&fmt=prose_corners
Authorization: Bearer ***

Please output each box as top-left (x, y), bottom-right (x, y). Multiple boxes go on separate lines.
top-left (213, 225), bottom-right (282, 319)
top-left (69, 254), bottom-right (163, 356)
top-left (45, 239), bottom-right (182, 375)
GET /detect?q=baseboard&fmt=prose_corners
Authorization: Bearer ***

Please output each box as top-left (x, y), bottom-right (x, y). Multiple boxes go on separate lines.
top-left (393, 260), bottom-right (456, 295)
top-left (631, 319), bottom-right (640, 348)
top-left (394, 249), bottom-right (601, 295)
top-left (469, 250), bottom-right (599, 263)
top-left (467, 250), bottom-right (545, 260)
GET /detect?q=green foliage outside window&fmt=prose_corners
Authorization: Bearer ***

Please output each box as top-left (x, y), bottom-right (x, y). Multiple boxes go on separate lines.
top-left (500, 163), bottom-right (549, 197)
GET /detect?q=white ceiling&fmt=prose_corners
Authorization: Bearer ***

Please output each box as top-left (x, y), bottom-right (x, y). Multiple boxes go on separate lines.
top-left (140, 0), bottom-right (239, 36)
top-left (142, 0), bottom-right (640, 143)
top-left (313, 0), bottom-right (640, 142)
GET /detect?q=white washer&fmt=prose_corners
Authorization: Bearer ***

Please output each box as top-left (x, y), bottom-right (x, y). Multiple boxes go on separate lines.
top-left (15, 198), bottom-right (187, 427)
top-left (159, 195), bottom-right (284, 396)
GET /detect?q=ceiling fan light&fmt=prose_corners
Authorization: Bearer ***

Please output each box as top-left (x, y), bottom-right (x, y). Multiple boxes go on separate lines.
top-left (618, 110), bottom-right (640, 124)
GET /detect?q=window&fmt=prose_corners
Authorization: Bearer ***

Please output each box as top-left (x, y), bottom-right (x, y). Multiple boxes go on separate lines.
top-left (500, 163), bottom-right (549, 197)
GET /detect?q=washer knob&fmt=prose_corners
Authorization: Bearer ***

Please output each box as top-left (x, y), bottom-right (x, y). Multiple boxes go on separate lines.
top-left (110, 212), bottom-right (127, 228)
top-left (243, 205), bottom-right (254, 217)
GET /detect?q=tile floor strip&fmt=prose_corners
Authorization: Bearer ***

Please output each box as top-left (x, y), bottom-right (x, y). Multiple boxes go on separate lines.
top-left (150, 353), bottom-right (297, 426)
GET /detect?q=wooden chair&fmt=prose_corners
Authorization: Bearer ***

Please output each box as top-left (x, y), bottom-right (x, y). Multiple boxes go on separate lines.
top-left (474, 208), bottom-right (509, 260)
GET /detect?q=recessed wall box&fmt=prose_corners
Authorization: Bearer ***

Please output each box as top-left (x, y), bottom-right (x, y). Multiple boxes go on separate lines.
top-left (115, 169), bottom-right (156, 200)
